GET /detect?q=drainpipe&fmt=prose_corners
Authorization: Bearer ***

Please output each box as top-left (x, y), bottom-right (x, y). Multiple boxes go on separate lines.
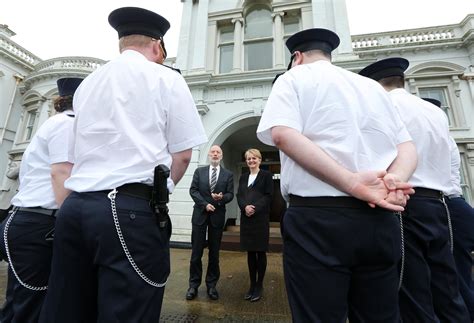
top-left (0, 74), bottom-right (24, 145)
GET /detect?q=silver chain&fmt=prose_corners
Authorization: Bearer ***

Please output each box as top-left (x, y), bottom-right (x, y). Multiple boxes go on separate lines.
top-left (3, 208), bottom-right (48, 291)
top-left (397, 211), bottom-right (405, 290)
top-left (441, 196), bottom-right (454, 254)
top-left (107, 189), bottom-right (168, 288)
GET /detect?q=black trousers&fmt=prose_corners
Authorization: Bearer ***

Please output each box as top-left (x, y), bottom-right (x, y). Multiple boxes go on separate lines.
top-left (447, 196), bottom-right (474, 321)
top-left (283, 205), bottom-right (401, 323)
top-left (399, 196), bottom-right (470, 323)
top-left (0, 209), bottom-right (55, 323)
top-left (39, 191), bottom-right (171, 323)
top-left (189, 220), bottom-right (223, 289)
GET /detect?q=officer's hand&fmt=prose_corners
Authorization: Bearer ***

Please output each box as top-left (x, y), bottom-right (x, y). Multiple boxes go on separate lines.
top-left (206, 204), bottom-right (216, 212)
top-left (383, 173), bottom-right (414, 196)
top-left (348, 170), bottom-right (405, 212)
top-left (382, 173), bottom-right (414, 207)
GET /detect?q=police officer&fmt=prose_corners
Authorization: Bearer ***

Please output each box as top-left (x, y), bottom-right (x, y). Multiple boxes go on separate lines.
top-left (0, 77), bottom-right (82, 323)
top-left (257, 28), bottom-right (417, 322)
top-left (443, 133), bottom-right (474, 320)
top-left (359, 58), bottom-right (470, 322)
top-left (39, 7), bottom-right (207, 322)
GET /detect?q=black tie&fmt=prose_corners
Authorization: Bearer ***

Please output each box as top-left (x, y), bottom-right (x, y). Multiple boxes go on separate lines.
top-left (210, 167), bottom-right (217, 192)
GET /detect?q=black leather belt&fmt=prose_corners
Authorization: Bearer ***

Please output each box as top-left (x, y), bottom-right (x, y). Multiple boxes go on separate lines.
top-left (413, 187), bottom-right (443, 199)
top-left (289, 195), bottom-right (369, 209)
top-left (15, 207), bottom-right (57, 217)
top-left (115, 183), bottom-right (153, 200)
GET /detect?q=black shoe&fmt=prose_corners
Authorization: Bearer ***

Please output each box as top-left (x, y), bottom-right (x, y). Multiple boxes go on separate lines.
top-left (244, 286), bottom-right (255, 300)
top-left (186, 287), bottom-right (198, 300)
top-left (207, 287), bottom-right (219, 300)
top-left (250, 286), bottom-right (262, 302)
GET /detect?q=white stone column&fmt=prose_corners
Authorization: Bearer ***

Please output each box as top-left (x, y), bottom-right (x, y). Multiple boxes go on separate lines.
top-left (231, 18), bottom-right (243, 73)
top-left (273, 12), bottom-right (285, 68)
top-left (175, 0), bottom-right (194, 71)
top-left (191, 0), bottom-right (210, 72)
top-left (301, 5), bottom-right (313, 29)
top-left (206, 20), bottom-right (217, 72)
top-left (311, 0), bottom-right (354, 55)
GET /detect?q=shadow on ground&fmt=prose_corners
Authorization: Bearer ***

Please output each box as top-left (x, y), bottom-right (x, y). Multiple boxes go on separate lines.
top-left (0, 248), bottom-right (291, 322)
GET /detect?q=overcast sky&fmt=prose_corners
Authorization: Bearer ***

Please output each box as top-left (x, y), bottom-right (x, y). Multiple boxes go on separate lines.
top-left (2, 0), bottom-right (474, 61)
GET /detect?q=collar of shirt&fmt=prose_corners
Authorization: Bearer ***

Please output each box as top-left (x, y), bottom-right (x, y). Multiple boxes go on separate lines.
top-left (121, 49), bottom-right (149, 61)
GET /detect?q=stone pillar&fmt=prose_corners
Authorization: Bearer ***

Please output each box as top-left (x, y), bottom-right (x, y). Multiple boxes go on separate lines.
top-left (273, 12), bottom-right (285, 68)
top-left (175, 0), bottom-right (194, 71)
top-left (206, 20), bottom-right (217, 72)
top-left (301, 6), bottom-right (313, 29)
top-left (231, 18), bottom-right (243, 73)
top-left (190, 0), bottom-right (209, 72)
top-left (311, 0), bottom-right (354, 55)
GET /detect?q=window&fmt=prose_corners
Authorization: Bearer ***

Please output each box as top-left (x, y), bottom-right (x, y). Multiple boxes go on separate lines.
top-left (219, 27), bottom-right (234, 73)
top-left (418, 87), bottom-right (453, 126)
top-left (24, 109), bottom-right (37, 141)
top-left (283, 15), bottom-right (300, 66)
top-left (244, 6), bottom-right (273, 71)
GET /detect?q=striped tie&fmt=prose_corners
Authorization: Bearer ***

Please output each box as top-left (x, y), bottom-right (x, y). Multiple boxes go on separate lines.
top-left (210, 167), bottom-right (217, 192)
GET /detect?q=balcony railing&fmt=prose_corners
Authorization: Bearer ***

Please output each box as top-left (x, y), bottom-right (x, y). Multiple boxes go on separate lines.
top-left (33, 57), bottom-right (106, 73)
top-left (0, 35), bottom-right (41, 66)
top-left (352, 25), bottom-right (459, 49)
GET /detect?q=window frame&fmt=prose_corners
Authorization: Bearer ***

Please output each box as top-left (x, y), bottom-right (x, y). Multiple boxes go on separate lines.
top-left (22, 107), bottom-right (38, 142)
top-left (217, 25), bottom-right (235, 74)
top-left (243, 5), bottom-right (274, 71)
top-left (418, 86), bottom-right (455, 126)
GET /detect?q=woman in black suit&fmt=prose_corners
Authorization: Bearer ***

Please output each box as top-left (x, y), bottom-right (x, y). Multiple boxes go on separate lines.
top-left (237, 149), bottom-right (273, 302)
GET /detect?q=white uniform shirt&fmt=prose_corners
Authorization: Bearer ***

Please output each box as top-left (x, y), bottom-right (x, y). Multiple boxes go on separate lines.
top-left (389, 88), bottom-right (451, 191)
top-left (65, 50), bottom-right (207, 192)
top-left (444, 137), bottom-right (462, 196)
top-left (11, 111), bottom-right (75, 209)
top-left (257, 60), bottom-right (411, 200)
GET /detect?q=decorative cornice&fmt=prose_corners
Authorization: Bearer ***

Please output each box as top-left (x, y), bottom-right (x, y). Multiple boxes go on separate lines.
top-left (196, 104), bottom-right (209, 115)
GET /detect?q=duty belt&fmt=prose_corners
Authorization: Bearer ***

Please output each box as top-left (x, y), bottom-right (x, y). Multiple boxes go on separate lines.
top-left (289, 195), bottom-right (369, 209)
top-left (111, 183), bottom-right (153, 200)
top-left (412, 187), bottom-right (443, 199)
top-left (15, 207), bottom-right (56, 217)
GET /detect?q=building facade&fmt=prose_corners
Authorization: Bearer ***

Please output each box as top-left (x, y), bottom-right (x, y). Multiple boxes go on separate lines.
top-left (0, 0), bottom-right (473, 244)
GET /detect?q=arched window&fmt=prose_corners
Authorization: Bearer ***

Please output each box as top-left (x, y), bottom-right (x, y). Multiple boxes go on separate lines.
top-left (407, 62), bottom-right (467, 128)
top-left (244, 6), bottom-right (273, 71)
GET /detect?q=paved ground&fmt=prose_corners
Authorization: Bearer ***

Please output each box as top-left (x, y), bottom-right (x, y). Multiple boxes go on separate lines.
top-left (0, 248), bottom-right (292, 322)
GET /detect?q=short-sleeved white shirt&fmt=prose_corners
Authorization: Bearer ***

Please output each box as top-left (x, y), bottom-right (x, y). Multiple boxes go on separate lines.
top-left (257, 60), bottom-right (411, 200)
top-left (444, 137), bottom-right (462, 196)
top-left (388, 89), bottom-right (451, 191)
top-left (11, 111), bottom-right (75, 209)
top-left (65, 50), bottom-right (207, 192)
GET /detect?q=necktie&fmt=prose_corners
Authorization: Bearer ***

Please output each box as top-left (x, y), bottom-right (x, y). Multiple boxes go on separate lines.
top-left (210, 167), bottom-right (217, 192)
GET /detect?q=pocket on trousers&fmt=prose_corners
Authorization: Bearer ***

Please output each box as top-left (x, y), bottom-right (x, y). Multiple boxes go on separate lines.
top-left (374, 214), bottom-right (401, 265)
top-left (116, 209), bottom-right (170, 283)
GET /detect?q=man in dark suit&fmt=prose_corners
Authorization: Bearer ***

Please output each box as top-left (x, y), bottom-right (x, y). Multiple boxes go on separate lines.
top-left (186, 145), bottom-right (234, 301)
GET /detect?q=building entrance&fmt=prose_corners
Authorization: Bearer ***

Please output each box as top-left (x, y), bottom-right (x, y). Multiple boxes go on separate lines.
top-left (218, 123), bottom-right (285, 251)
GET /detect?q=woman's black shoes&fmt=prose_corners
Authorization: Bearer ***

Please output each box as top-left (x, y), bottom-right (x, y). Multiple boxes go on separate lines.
top-left (250, 286), bottom-right (262, 302)
top-left (244, 286), bottom-right (254, 300)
